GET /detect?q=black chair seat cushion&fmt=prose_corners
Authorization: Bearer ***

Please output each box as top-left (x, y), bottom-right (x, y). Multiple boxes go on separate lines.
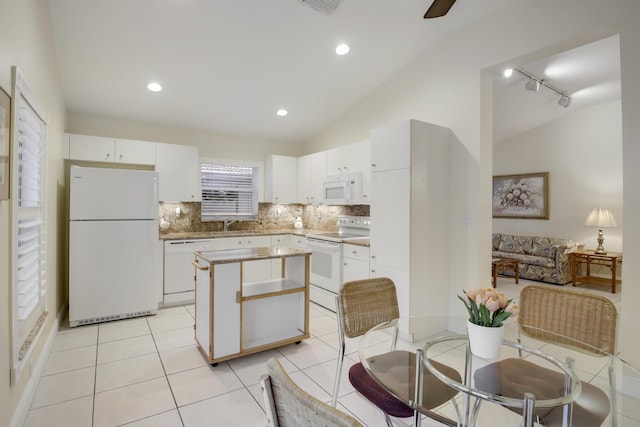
top-left (474, 358), bottom-right (609, 426)
top-left (349, 350), bottom-right (461, 418)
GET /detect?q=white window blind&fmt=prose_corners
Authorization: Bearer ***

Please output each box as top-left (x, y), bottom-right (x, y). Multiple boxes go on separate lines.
top-left (11, 68), bottom-right (47, 383)
top-left (201, 163), bottom-right (258, 220)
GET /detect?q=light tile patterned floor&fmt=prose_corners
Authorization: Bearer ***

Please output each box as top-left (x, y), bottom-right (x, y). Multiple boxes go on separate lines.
top-left (23, 278), bottom-right (622, 427)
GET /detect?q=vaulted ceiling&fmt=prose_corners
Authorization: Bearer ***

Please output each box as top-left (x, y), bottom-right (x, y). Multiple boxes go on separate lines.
top-left (47, 0), bottom-right (620, 144)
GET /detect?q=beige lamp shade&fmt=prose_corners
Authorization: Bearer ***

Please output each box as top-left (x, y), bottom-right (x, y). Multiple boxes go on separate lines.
top-left (584, 208), bottom-right (616, 254)
top-left (584, 208), bottom-right (617, 228)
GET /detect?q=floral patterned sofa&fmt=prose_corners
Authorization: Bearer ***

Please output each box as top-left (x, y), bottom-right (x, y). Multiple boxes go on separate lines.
top-left (492, 233), bottom-right (584, 285)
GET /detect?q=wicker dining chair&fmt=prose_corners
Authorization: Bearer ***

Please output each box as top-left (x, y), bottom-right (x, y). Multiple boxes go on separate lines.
top-left (332, 277), bottom-right (460, 427)
top-left (261, 358), bottom-right (364, 427)
top-left (474, 284), bottom-right (618, 427)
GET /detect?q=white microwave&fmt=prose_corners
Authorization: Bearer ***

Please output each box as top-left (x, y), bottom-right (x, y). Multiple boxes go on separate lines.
top-left (323, 171), bottom-right (363, 205)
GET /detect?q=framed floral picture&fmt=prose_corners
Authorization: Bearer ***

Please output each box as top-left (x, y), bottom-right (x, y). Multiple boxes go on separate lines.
top-left (492, 172), bottom-right (549, 219)
top-left (0, 85), bottom-right (10, 200)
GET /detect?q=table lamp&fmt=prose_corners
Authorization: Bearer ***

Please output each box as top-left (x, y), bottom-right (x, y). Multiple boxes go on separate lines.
top-left (584, 208), bottom-right (617, 254)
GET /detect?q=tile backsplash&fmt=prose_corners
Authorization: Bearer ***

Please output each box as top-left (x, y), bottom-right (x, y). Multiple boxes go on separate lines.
top-left (158, 202), bottom-right (369, 235)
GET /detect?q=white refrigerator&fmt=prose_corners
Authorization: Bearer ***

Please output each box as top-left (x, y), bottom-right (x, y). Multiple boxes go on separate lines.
top-left (69, 166), bottom-right (162, 327)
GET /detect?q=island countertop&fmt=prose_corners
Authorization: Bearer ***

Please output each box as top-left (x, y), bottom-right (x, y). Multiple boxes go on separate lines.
top-left (195, 246), bottom-right (311, 264)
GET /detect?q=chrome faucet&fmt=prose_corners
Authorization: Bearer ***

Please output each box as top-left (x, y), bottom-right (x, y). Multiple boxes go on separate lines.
top-left (223, 218), bottom-right (239, 231)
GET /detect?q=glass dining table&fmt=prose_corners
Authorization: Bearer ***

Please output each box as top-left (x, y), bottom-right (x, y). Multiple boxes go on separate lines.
top-left (358, 316), bottom-right (640, 427)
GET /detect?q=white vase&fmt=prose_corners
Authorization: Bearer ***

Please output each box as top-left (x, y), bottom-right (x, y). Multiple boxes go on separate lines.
top-left (467, 320), bottom-right (505, 360)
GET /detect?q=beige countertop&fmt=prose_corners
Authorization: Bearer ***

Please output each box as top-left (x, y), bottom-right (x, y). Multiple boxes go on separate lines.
top-left (343, 238), bottom-right (370, 247)
top-left (160, 228), bottom-right (316, 240)
top-left (160, 229), bottom-right (370, 247)
top-left (195, 246), bottom-right (311, 264)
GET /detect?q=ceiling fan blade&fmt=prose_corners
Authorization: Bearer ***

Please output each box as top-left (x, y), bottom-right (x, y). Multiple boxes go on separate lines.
top-left (424, 0), bottom-right (457, 19)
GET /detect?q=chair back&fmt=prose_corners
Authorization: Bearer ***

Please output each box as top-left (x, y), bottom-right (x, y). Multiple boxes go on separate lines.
top-left (518, 285), bottom-right (617, 355)
top-left (262, 358), bottom-right (363, 427)
top-left (337, 277), bottom-right (400, 339)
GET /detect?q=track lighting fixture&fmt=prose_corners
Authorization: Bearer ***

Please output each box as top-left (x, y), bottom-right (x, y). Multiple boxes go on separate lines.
top-left (506, 67), bottom-right (572, 108)
top-left (525, 77), bottom-right (540, 92)
top-left (558, 95), bottom-right (571, 108)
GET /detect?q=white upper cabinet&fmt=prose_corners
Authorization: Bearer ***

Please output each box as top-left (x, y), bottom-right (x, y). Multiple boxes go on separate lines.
top-left (326, 140), bottom-right (371, 176)
top-left (370, 122), bottom-right (411, 172)
top-left (68, 134), bottom-right (155, 165)
top-left (297, 151), bottom-right (326, 204)
top-left (265, 155), bottom-right (297, 204)
top-left (115, 138), bottom-right (156, 165)
top-left (69, 134), bottom-right (116, 162)
top-left (156, 143), bottom-right (201, 202)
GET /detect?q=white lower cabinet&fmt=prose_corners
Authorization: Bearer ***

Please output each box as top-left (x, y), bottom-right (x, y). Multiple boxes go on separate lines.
top-left (194, 248), bottom-right (310, 364)
top-left (290, 234), bottom-right (308, 250)
top-left (342, 243), bottom-right (370, 283)
top-left (163, 239), bottom-right (213, 305)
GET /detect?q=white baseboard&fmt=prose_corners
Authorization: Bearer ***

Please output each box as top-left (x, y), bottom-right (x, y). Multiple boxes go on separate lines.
top-left (9, 303), bottom-right (67, 427)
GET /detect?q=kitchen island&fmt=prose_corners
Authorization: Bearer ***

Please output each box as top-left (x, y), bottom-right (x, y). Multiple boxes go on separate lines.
top-left (193, 246), bottom-right (310, 364)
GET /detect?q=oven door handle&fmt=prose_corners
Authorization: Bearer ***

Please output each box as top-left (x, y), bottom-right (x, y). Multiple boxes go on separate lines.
top-left (307, 239), bottom-right (341, 249)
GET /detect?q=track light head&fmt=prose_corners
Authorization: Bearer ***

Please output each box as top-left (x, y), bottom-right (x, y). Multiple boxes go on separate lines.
top-left (558, 95), bottom-right (572, 108)
top-left (525, 77), bottom-right (540, 92)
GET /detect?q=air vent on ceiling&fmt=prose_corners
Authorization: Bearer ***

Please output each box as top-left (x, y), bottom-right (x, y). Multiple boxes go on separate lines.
top-left (299, 0), bottom-right (341, 15)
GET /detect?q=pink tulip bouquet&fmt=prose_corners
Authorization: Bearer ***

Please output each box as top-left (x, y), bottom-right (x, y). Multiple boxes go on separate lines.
top-left (458, 287), bottom-right (517, 328)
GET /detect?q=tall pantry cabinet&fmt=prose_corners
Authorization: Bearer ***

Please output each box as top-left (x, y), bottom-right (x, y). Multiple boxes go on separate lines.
top-left (369, 119), bottom-right (451, 338)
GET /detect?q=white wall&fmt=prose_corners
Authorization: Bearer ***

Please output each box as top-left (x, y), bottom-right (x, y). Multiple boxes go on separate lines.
top-left (493, 101), bottom-right (623, 254)
top-left (305, 0), bottom-right (640, 362)
top-left (0, 0), bottom-right (68, 425)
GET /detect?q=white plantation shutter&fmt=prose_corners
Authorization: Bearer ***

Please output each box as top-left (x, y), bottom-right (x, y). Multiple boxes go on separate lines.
top-left (201, 163), bottom-right (258, 220)
top-left (17, 102), bottom-right (43, 207)
top-left (17, 218), bottom-right (44, 320)
top-left (11, 68), bottom-right (47, 383)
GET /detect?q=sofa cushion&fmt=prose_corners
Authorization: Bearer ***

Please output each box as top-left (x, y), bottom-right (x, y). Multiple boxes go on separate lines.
top-left (493, 251), bottom-right (555, 268)
top-left (498, 235), bottom-right (532, 255)
top-left (531, 237), bottom-right (560, 259)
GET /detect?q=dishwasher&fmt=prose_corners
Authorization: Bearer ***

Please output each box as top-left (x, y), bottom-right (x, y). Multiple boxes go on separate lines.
top-left (163, 239), bottom-right (213, 305)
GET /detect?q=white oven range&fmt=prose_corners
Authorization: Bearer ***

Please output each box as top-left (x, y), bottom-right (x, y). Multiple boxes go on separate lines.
top-left (306, 215), bottom-right (370, 311)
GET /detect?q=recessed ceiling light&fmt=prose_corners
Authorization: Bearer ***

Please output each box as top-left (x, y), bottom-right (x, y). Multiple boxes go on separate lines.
top-left (503, 68), bottom-right (513, 78)
top-left (335, 43), bottom-right (350, 55)
top-left (276, 109), bottom-right (288, 117)
top-left (147, 82), bottom-right (162, 92)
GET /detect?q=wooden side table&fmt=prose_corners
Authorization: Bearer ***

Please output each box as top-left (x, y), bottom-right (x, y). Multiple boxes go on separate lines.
top-left (491, 258), bottom-right (519, 288)
top-left (572, 250), bottom-right (622, 293)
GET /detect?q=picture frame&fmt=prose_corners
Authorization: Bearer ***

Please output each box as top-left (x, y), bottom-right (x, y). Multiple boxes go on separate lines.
top-left (0, 85), bottom-right (11, 200)
top-left (492, 172), bottom-right (549, 219)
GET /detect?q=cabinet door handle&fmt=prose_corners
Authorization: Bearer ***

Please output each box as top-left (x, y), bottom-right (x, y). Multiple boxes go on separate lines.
top-left (236, 291), bottom-right (241, 304)
top-left (192, 260), bottom-right (208, 271)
